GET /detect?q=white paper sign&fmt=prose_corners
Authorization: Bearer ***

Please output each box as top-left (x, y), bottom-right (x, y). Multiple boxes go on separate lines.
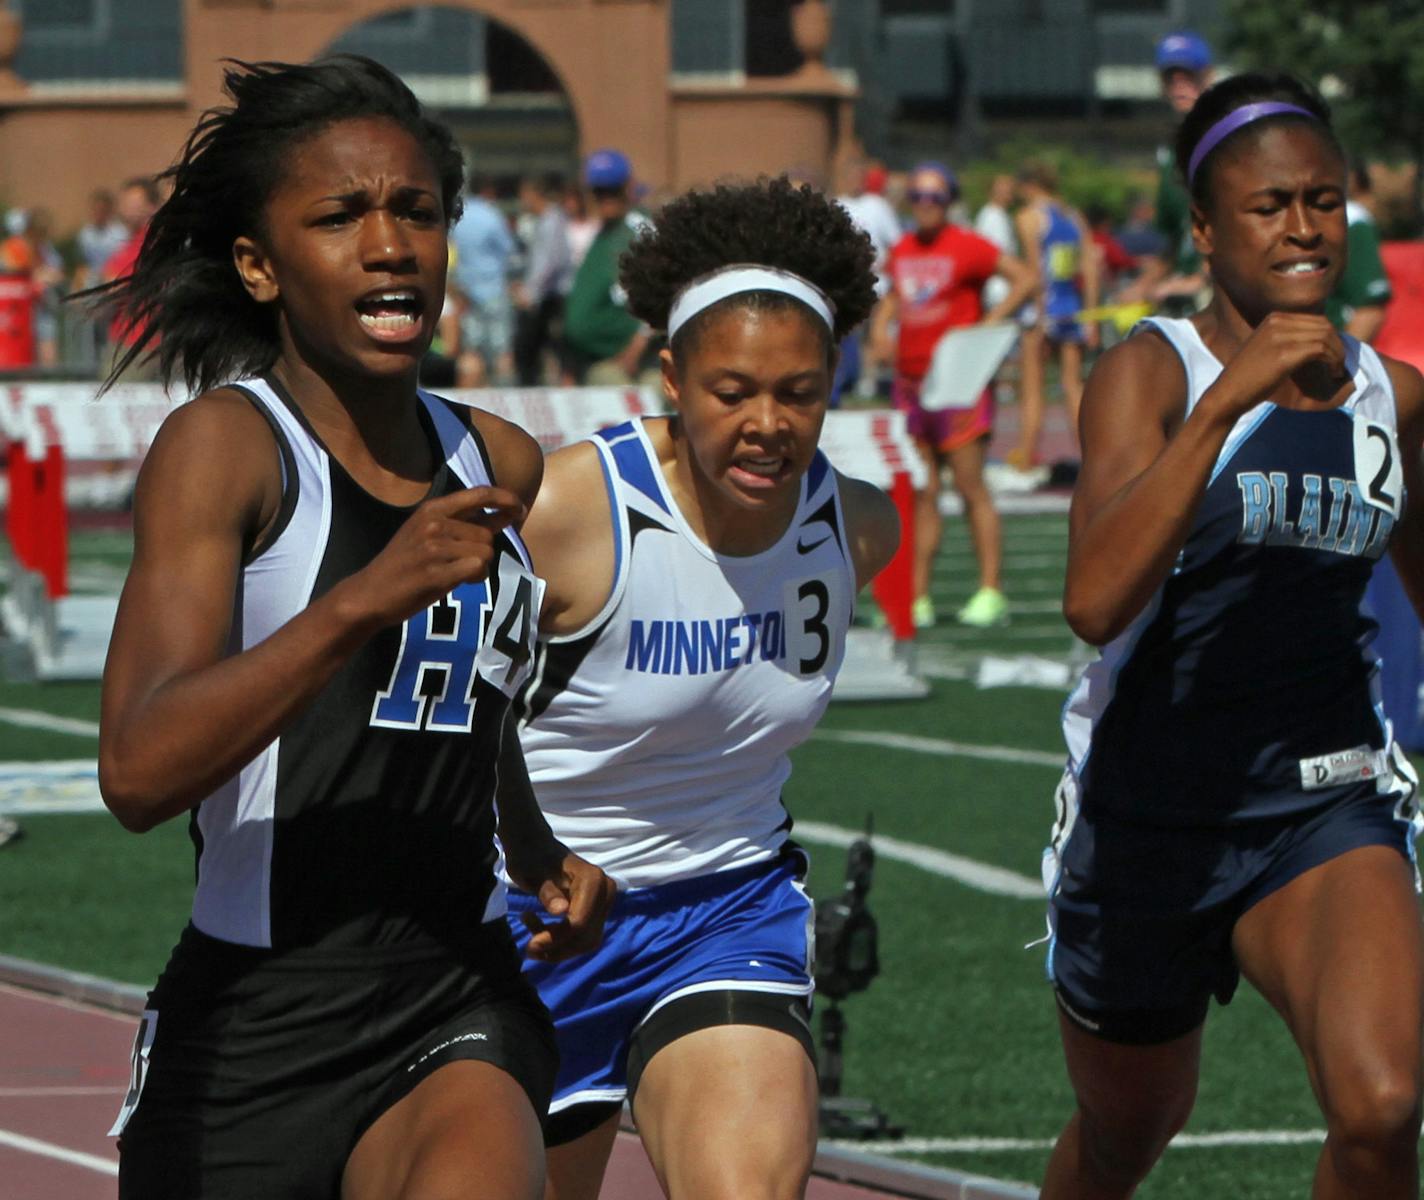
top-left (918, 322), bottom-right (1021, 412)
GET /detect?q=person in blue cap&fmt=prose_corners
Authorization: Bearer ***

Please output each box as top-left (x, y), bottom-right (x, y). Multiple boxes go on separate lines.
top-left (1124, 31), bottom-right (1215, 316)
top-left (560, 148), bottom-right (652, 385)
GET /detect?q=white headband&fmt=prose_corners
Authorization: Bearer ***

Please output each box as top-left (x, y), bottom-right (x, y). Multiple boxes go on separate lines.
top-left (665, 265), bottom-right (836, 341)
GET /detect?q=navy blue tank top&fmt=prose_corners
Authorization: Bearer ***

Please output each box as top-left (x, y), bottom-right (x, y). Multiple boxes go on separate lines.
top-left (1063, 318), bottom-right (1407, 825)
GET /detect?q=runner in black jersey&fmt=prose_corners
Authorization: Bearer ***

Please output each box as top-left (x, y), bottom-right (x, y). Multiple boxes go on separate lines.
top-left (1041, 73), bottom-right (1424, 1199)
top-left (89, 57), bottom-right (613, 1200)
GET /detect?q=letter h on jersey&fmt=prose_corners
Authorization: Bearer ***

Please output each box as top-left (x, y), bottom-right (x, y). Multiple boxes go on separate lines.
top-left (370, 581), bottom-right (489, 732)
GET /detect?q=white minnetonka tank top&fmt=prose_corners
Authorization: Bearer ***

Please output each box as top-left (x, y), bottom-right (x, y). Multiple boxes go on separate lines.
top-left (518, 416), bottom-right (856, 888)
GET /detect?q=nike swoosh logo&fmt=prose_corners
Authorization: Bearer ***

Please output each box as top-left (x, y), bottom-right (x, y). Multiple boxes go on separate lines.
top-left (797, 535), bottom-right (831, 554)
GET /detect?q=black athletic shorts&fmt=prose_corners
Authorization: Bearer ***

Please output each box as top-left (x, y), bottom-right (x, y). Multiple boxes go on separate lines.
top-left (115, 920), bottom-right (557, 1200)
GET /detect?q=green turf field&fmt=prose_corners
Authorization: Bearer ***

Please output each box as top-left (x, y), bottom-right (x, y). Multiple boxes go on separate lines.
top-left (0, 513), bottom-right (1393, 1197)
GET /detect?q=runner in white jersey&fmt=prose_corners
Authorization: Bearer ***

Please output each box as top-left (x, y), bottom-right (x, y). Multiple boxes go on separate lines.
top-left (506, 177), bottom-right (899, 1199)
top-left (89, 57), bottom-right (612, 1200)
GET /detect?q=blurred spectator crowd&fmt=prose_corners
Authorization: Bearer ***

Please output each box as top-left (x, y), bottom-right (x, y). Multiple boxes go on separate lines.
top-left (0, 28), bottom-right (1401, 402)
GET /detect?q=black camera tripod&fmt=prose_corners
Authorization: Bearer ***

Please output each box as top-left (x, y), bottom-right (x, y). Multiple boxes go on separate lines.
top-left (813, 823), bottom-right (904, 1140)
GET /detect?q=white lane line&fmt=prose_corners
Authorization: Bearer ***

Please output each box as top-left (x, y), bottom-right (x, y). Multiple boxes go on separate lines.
top-left (917, 660), bottom-right (971, 682)
top-left (68, 566), bottom-right (127, 588)
top-left (795, 821), bottom-right (1042, 900)
top-left (0, 1127), bottom-right (117, 1176)
top-left (0, 708), bottom-right (100, 738)
top-left (0, 761), bottom-right (105, 815)
top-left (0, 1086), bottom-right (124, 1097)
top-left (813, 728), bottom-right (1063, 769)
top-left (826, 1130), bottom-right (1332, 1155)
top-left (1169, 1131), bottom-right (1328, 1148)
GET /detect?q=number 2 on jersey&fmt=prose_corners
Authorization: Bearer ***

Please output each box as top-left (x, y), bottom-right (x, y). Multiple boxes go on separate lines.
top-left (1354, 418), bottom-right (1403, 518)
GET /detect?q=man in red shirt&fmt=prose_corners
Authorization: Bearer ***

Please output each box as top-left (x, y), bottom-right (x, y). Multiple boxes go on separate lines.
top-left (0, 213), bottom-right (36, 369)
top-left (868, 162), bottom-right (1035, 628)
top-left (101, 176), bottom-right (160, 377)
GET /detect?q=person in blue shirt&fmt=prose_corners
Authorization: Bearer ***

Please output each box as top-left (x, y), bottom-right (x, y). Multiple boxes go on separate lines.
top-left (450, 173), bottom-right (516, 386)
top-left (1012, 162), bottom-right (1098, 464)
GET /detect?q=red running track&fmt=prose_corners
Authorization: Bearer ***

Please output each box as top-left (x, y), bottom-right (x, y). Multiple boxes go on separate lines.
top-left (0, 983), bottom-right (892, 1199)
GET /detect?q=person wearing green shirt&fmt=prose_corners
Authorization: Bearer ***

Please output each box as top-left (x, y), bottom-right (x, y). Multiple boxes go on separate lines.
top-left (561, 148), bottom-right (651, 384)
top-left (1126, 32), bottom-right (1214, 314)
top-left (1326, 165), bottom-right (1392, 343)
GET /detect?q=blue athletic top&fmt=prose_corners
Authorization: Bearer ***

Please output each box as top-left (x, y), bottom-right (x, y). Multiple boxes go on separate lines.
top-left (1038, 203), bottom-right (1083, 322)
top-left (1062, 317), bottom-right (1408, 826)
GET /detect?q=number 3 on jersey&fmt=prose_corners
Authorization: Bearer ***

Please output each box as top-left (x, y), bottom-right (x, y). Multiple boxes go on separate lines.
top-left (784, 575), bottom-right (847, 676)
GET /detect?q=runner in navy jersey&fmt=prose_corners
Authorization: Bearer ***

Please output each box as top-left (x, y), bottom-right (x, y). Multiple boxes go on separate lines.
top-left (1041, 72), bottom-right (1424, 1199)
top-left (89, 56), bottom-right (613, 1200)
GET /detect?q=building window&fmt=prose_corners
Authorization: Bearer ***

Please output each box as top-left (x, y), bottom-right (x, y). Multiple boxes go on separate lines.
top-left (21, 0), bottom-right (101, 30)
top-left (487, 20), bottom-right (561, 94)
top-left (671, 0), bottom-right (742, 78)
top-left (882, 0), bottom-right (954, 12)
top-left (14, 0), bottom-right (183, 86)
top-left (366, 10), bottom-right (423, 31)
top-left (744, 0), bottom-right (799, 77)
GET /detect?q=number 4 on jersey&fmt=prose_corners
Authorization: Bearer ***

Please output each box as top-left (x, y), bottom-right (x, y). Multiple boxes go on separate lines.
top-left (478, 556), bottom-right (544, 695)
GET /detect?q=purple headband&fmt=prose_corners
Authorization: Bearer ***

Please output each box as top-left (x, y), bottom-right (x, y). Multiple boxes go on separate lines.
top-left (1186, 102), bottom-right (1318, 187)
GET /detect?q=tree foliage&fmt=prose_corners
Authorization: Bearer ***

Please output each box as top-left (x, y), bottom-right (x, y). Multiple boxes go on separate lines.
top-left (957, 138), bottom-right (1153, 225)
top-left (1221, 0), bottom-right (1424, 166)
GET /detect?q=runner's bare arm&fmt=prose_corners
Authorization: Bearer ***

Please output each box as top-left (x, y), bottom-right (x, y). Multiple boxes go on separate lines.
top-left (867, 288), bottom-right (899, 366)
top-left (837, 473), bottom-right (901, 591)
top-left (496, 713), bottom-right (616, 962)
top-left (1066, 316), bottom-right (1350, 645)
top-left (468, 408), bottom-right (544, 520)
top-left (518, 440), bottom-right (616, 636)
top-left (982, 250), bottom-right (1037, 324)
top-left (1074, 211), bottom-right (1102, 317)
top-left (1385, 356), bottom-right (1424, 617)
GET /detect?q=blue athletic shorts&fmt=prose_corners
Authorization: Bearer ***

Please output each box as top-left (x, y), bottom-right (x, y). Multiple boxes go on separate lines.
top-left (1044, 757), bottom-right (1420, 1044)
top-left (507, 853), bottom-right (814, 1115)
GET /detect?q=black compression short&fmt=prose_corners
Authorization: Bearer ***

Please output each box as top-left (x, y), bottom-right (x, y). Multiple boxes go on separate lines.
top-left (116, 921), bottom-right (556, 1200)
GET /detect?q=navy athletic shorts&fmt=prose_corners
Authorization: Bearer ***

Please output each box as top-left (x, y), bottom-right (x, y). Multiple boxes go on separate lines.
top-left (1044, 756), bottom-right (1420, 1044)
top-left (113, 920), bottom-right (556, 1200)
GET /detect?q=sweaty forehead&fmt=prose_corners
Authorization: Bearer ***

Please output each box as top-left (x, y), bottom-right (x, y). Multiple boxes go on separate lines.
top-left (1211, 121), bottom-right (1344, 194)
